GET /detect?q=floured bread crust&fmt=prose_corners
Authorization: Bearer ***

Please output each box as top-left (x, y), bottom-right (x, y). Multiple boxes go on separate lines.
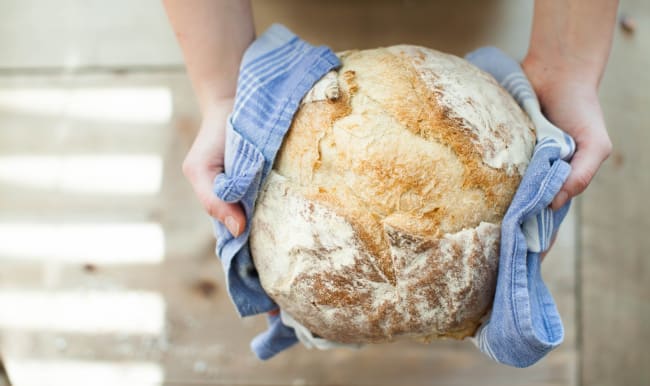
top-left (250, 46), bottom-right (535, 343)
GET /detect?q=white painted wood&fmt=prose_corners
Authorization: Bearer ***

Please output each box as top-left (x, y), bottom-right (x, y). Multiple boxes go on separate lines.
top-left (0, 0), bottom-right (183, 69)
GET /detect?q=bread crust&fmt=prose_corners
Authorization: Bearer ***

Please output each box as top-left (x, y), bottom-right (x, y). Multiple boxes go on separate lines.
top-left (250, 46), bottom-right (535, 343)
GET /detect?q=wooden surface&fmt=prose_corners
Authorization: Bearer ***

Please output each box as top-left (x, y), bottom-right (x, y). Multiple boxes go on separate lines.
top-left (0, 0), bottom-right (182, 70)
top-left (251, 0), bottom-right (533, 59)
top-left (0, 0), bottom-right (645, 385)
top-left (0, 357), bottom-right (10, 386)
top-left (580, 1), bottom-right (650, 385)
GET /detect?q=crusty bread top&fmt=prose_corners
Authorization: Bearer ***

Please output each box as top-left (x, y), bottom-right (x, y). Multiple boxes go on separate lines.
top-left (250, 46), bottom-right (535, 343)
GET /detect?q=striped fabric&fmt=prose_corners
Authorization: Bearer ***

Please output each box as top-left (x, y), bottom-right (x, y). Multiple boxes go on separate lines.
top-left (212, 28), bottom-right (576, 365)
top-left (210, 24), bottom-right (340, 359)
top-left (501, 72), bottom-right (576, 159)
top-left (466, 46), bottom-right (575, 367)
top-left (500, 69), bottom-right (575, 253)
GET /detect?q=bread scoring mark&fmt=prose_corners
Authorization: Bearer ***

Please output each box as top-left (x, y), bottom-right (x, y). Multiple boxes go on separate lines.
top-left (279, 66), bottom-right (401, 284)
top-left (388, 47), bottom-right (526, 206)
top-left (390, 222), bottom-right (500, 340)
top-left (329, 47), bottom-right (526, 226)
top-left (252, 174), bottom-right (501, 343)
top-left (386, 45), bottom-right (535, 175)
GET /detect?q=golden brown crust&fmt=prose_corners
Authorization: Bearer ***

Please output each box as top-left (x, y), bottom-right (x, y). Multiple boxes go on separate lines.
top-left (251, 173), bottom-right (500, 343)
top-left (252, 46), bottom-right (535, 343)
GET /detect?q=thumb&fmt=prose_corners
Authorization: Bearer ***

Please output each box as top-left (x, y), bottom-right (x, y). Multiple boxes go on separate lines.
top-left (184, 163), bottom-right (247, 237)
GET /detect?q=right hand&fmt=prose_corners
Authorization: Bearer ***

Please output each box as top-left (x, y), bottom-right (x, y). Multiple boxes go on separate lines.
top-left (182, 98), bottom-right (246, 237)
top-left (521, 57), bottom-right (612, 211)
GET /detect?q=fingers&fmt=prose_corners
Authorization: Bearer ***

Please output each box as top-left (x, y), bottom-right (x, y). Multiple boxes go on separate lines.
top-left (183, 158), bottom-right (247, 237)
top-left (181, 101), bottom-right (246, 237)
top-left (551, 133), bottom-right (612, 210)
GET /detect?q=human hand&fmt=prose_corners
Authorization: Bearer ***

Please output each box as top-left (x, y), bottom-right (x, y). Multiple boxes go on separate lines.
top-left (522, 58), bottom-right (612, 210)
top-left (182, 98), bottom-right (246, 237)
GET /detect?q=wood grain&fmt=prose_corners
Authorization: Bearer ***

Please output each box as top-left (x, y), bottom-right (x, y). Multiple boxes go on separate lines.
top-left (580, 1), bottom-right (650, 384)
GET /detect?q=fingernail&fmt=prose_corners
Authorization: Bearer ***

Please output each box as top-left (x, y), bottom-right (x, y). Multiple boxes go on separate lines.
top-left (225, 216), bottom-right (240, 237)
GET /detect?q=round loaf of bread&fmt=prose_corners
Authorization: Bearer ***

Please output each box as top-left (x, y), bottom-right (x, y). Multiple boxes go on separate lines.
top-left (250, 45), bottom-right (535, 344)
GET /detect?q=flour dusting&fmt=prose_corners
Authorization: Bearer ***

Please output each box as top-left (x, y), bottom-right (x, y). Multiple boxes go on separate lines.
top-left (386, 45), bottom-right (534, 175)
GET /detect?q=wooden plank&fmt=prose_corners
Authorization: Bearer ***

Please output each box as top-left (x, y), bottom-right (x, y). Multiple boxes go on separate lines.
top-left (251, 0), bottom-right (533, 59)
top-left (580, 1), bottom-right (650, 385)
top-left (0, 357), bottom-right (11, 386)
top-left (0, 0), bottom-right (183, 70)
top-left (0, 0), bottom-right (533, 71)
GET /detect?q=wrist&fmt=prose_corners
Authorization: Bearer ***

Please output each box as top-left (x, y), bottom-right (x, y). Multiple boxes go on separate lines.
top-left (521, 53), bottom-right (599, 104)
top-left (196, 82), bottom-right (237, 115)
top-left (202, 97), bottom-right (235, 122)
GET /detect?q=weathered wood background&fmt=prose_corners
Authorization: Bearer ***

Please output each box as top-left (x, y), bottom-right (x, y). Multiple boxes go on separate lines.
top-left (0, 1), bottom-right (646, 385)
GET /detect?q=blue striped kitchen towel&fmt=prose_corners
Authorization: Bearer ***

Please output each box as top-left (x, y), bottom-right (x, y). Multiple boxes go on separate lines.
top-left (465, 46), bottom-right (576, 367)
top-left (212, 24), bottom-right (576, 365)
top-left (210, 24), bottom-right (340, 359)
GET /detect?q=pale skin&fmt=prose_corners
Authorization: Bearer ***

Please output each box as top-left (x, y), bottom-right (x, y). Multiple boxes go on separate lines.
top-left (163, 0), bottom-right (617, 238)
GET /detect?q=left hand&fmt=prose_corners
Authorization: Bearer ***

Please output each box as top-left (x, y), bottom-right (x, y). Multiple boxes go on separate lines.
top-left (182, 98), bottom-right (247, 237)
top-left (522, 58), bottom-right (613, 210)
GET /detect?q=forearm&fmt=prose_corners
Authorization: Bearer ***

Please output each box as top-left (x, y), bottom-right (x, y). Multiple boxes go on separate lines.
top-left (522, 0), bottom-right (616, 209)
top-left (162, 0), bottom-right (255, 114)
top-left (524, 0), bottom-right (619, 92)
